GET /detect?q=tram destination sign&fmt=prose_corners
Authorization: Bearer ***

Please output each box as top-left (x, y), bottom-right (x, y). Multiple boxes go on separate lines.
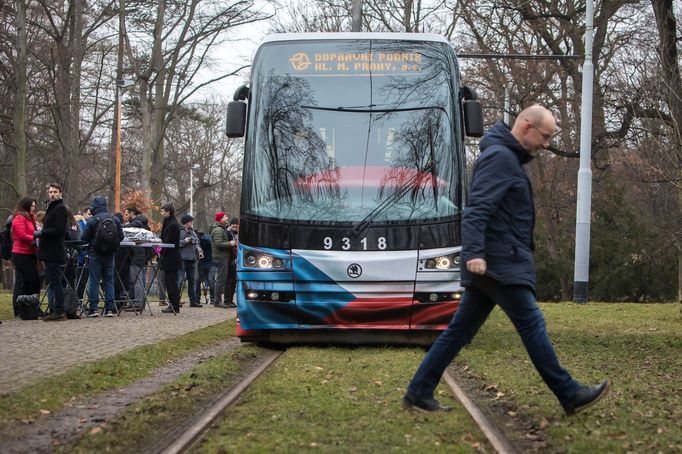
top-left (288, 51), bottom-right (424, 75)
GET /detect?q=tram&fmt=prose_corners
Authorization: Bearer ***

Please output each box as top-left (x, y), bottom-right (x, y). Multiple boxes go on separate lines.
top-left (226, 32), bottom-right (483, 344)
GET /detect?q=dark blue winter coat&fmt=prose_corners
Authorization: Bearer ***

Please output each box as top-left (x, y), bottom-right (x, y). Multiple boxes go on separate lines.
top-left (460, 121), bottom-right (536, 291)
top-left (81, 196), bottom-right (124, 255)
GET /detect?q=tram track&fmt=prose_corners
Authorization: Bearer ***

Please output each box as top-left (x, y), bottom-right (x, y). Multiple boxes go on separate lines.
top-left (155, 347), bottom-right (516, 454)
top-left (443, 371), bottom-right (518, 454)
top-left (157, 348), bottom-right (284, 454)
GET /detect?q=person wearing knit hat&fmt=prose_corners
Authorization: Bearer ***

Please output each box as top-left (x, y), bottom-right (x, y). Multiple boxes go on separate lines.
top-left (210, 211), bottom-right (233, 308)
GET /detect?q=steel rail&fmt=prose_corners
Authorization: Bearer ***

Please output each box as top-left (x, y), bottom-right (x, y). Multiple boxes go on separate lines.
top-left (443, 371), bottom-right (518, 454)
top-left (162, 349), bottom-right (283, 454)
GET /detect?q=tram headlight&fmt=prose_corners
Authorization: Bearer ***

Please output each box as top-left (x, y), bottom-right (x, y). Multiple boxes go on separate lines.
top-left (435, 256), bottom-right (450, 270)
top-left (257, 255), bottom-right (273, 268)
top-left (420, 252), bottom-right (461, 271)
top-left (243, 252), bottom-right (289, 270)
top-left (245, 253), bottom-right (257, 267)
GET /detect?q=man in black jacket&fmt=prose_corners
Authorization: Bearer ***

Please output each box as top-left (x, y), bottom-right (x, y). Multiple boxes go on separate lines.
top-left (403, 105), bottom-right (609, 416)
top-left (34, 183), bottom-right (68, 321)
top-left (160, 203), bottom-right (181, 313)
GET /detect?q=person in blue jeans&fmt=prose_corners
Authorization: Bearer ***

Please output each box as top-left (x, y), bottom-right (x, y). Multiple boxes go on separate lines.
top-left (403, 105), bottom-right (609, 416)
top-left (80, 196), bottom-right (124, 317)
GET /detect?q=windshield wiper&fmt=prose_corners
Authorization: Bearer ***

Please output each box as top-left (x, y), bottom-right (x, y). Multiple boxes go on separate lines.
top-left (300, 105), bottom-right (446, 114)
top-left (353, 161), bottom-right (436, 233)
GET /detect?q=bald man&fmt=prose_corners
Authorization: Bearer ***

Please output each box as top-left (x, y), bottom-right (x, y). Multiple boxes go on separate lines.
top-left (403, 105), bottom-right (609, 416)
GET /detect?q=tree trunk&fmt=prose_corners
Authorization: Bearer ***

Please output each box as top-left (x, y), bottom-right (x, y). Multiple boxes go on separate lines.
top-left (13, 0), bottom-right (27, 197)
top-left (68, 0), bottom-right (85, 196)
top-left (110, 0), bottom-right (125, 209)
top-left (650, 0), bottom-right (682, 303)
top-left (150, 62), bottom-right (166, 208)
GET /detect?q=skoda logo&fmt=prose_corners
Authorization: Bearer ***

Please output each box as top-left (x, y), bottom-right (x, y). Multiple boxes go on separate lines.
top-left (289, 52), bottom-right (311, 70)
top-left (347, 263), bottom-right (362, 278)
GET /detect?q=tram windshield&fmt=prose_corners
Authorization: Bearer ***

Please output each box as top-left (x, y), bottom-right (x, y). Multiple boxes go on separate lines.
top-left (243, 39), bottom-right (463, 223)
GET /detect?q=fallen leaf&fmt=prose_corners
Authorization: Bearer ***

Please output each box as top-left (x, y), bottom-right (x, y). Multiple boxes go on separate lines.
top-left (373, 380), bottom-right (383, 386)
top-left (348, 386), bottom-right (358, 392)
top-left (314, 366), bottom-right (324, 371)
top-left (39, 409), bottom-right (50, 415)
top-left (90, 427), bottom-right (102, 435)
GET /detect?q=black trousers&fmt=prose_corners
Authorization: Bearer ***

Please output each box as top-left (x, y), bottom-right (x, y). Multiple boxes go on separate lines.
top-left (227, 260), bottom-right (237, 304)
top-left (164, 268), bottom-right (180, 310)
top-left (12, 253), bottom-right (39, 316)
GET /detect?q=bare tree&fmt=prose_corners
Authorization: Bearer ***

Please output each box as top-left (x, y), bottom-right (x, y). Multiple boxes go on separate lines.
top-left (121, 0), bottom-right (268, 209)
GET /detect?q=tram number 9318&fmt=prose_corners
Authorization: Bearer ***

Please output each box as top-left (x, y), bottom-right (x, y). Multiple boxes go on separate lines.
top-left (323, 236), bottom-right (387, 251)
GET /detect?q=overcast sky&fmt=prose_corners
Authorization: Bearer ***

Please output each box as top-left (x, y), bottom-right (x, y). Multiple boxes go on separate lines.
top-left (193, 2), bottom-right (276, 103)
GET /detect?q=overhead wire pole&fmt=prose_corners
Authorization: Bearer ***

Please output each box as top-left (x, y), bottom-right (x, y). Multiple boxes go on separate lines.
top-left (573, 0), bottom-right (594, 303)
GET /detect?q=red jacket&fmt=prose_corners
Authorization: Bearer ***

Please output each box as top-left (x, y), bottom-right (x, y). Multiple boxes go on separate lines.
top-left (11, 213), bottom-right (37, 255)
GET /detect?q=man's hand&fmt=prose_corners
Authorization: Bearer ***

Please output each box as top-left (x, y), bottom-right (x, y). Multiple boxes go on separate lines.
top-left (466, 258), bottom-right (487, 275)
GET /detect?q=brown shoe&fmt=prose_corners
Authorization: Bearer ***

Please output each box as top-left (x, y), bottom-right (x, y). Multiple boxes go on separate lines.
top-left (44, 312), bottom-right (67, 322)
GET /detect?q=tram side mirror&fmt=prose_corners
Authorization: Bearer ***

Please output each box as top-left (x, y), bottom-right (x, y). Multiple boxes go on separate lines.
top-left (461, 86), bottom-right (484, 138)
top-left (226, 85), bottom-right (249, 138)
top-left (226, 101), bottom-right (247, 138)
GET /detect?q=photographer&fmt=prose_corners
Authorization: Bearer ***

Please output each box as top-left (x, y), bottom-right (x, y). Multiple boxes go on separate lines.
top-left (178, 214), bottom-right (203, 308)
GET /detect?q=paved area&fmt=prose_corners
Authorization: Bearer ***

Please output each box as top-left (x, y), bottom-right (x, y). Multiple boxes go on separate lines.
top-left (0, 306), bottom-right (234, 394)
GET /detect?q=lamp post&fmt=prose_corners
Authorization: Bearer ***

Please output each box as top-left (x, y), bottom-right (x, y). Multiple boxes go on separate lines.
top-left (114, 78), bottom-right (135, 213)
top-left (573, 0), bottom-right (594, 303)
top-left (190, 164), bottom-right (200, 216)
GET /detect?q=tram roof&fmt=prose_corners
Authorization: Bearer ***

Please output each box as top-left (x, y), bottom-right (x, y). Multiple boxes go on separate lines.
top-left (260, 33), bottom-right (450, 45)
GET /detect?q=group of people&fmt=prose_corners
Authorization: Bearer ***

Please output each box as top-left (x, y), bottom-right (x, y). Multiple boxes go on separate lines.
top-left (6, 182), bottom-right (239, 321)
top-left (7, 183), bottom-right (82, 321)
top-left (153, 207), bottom-right (238, 314)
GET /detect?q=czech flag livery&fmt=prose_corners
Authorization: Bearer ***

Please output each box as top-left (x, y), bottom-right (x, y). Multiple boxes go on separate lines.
top-left (236, 244), bottom-right (462, 339)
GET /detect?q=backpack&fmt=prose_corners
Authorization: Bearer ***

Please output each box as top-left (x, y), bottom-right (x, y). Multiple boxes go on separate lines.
top-left (17, 294), bottom-right (42, 320)
top-left (0, 219), bottom-right (12, 260)
top-left (93, 216), bottom-right (120, 255)
top-left (64, 287), bottom-right (81, 319)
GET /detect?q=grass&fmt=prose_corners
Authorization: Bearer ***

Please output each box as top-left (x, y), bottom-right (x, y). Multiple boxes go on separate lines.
top-left (453, 303), bottom-right (682, 453)
top-left (194, 347), bottom-right (489, 453)
top-left (3, 291), bottom-right (681, 452)
top-left (0, 319), bottom-right (235, 434)
top-left (56, 344), bottom-right (269, 454)
top-left (0, 290), bottom-right (14, 320)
